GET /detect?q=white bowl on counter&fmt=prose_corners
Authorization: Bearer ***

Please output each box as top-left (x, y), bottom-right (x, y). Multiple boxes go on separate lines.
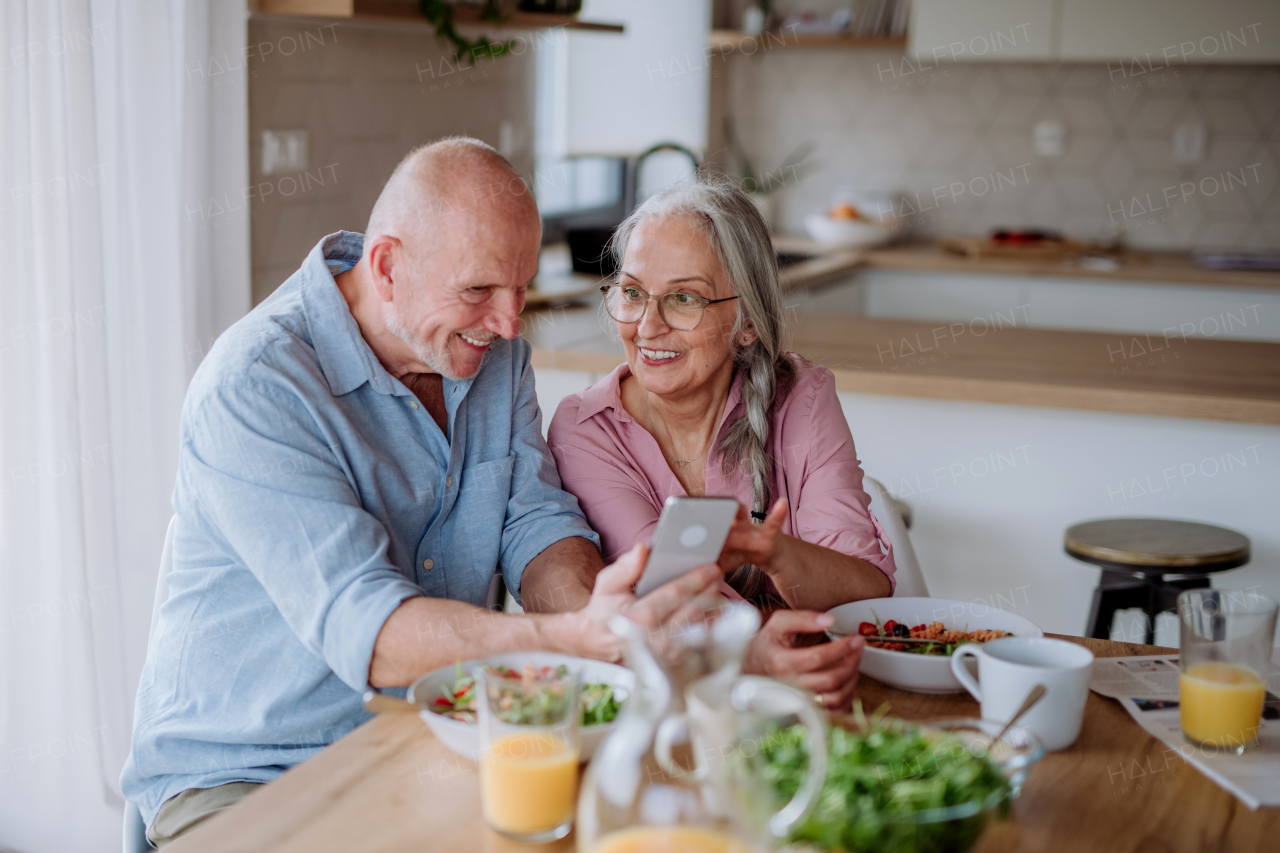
top-left (804, 213), bottom-right (898, 247)
top-left (410, 652), bottom-right (634, 761)
top-left (827, 597), bottom-right (1043, 694)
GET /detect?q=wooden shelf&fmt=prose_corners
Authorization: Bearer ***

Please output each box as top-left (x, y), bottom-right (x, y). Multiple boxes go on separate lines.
top-left (708, 29), bottom-right (906, 51)
top-left (253, 1), bottom-right (624, 32)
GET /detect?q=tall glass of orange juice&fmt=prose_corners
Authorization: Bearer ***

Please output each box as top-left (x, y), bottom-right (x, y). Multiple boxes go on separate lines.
top-left (1177, 590), bottom-right (1277, 755)
top-left (476, 663), bottom-right (581, 843)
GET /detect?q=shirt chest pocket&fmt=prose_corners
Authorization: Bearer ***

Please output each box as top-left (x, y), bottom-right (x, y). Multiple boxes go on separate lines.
top-left (440, 454), bottom-right (516, 605)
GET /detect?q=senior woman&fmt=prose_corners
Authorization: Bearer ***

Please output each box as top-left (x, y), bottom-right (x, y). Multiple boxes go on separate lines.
top-left (547, 180), bottom-right (897, 709)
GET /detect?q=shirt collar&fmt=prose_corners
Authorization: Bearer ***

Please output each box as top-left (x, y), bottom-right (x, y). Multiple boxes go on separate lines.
top-left (577, 361), bottom-right (746, 435)
top-left (300, 231), bottom-right (416, 398)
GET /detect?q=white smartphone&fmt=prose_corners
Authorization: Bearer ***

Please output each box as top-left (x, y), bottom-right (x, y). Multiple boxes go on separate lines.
top-left (634, 496), bottom-right (739, 598)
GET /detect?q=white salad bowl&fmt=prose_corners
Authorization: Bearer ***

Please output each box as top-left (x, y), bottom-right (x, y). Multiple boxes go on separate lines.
top-left (409, 651), bottom-right (634, 761)
top-left (827, 597), bottom-right (1043, 694)
top-left (804, 213), bottom-right (898, 247)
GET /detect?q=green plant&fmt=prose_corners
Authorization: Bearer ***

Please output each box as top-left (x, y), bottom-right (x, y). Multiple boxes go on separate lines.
top-left (419, 0), bottom-right (516, 65)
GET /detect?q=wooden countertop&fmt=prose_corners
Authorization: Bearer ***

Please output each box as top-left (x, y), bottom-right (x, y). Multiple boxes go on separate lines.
top-left (863, 243), bottom-right (1280, 290)
top-left (167, 635), bottom-right (1280, 853)
top-left (526, 309), bottom-right (1280, 425)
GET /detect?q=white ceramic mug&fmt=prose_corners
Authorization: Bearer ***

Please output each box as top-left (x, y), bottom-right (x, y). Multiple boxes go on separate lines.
top-left (950, 637), bottom-right (1094, 751)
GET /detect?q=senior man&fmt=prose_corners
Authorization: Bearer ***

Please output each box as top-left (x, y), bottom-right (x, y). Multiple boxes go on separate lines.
top-left (121, 138), bottom-right (721, 846)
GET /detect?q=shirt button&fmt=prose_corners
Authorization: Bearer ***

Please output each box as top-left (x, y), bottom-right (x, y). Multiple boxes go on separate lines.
top-left (446, 475), bottom-right (453, 488)
top-left (409, 400), bottom-right (419, 410)
top-left (423, 559), bottom-right (434, 571)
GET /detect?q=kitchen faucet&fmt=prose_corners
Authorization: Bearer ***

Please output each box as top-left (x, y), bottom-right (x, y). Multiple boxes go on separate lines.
top-left (623, 142), bottom-right (701, 214)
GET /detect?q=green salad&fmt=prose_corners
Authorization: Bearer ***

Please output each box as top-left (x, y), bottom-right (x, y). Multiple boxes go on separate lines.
top-left (430, 663), bottom-right (622, 727)
top-left (761, 705), bottom-right (1012, 853)
top-left (580, 682), bottom-right (622, 726)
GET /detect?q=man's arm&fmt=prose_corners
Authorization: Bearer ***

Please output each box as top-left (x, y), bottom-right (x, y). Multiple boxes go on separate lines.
top-left (519, 535), bottom-right (603, 613)
top-left (185, 383), bottom-right (427, 694)
top-left (367, 534), bottom-right (606, 688)
top-left (368, 597), bottom-right (567, 687)
top-left (369, 544), bottom-right (725, 686)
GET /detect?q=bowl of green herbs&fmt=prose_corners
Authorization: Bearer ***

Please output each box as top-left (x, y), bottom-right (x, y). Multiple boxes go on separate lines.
top-left (759, 705), bottom-right (1043, 853)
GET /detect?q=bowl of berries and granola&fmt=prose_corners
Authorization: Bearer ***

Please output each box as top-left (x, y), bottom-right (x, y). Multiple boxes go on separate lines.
top-left (826, 598), bottom-right (1042, 693)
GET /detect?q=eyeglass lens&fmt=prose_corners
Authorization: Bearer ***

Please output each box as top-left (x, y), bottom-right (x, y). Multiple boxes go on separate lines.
top-left (605, 286), bottom-right (705, 331)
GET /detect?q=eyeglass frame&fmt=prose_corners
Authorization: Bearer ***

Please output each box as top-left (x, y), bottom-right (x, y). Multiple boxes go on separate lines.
top-left (598, 283), bottom-right (739, 332)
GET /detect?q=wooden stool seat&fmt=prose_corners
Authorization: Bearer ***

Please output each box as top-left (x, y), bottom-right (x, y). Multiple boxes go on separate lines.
top-left (1064, 518), bottom-right (1250, 642)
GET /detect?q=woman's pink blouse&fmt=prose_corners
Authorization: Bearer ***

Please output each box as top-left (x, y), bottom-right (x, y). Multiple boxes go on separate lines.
top-left (547, 354), bottom-right (897, 595)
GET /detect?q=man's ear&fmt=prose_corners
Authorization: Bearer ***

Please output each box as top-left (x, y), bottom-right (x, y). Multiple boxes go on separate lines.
top-left (367, 235), bottom-right (402, 303)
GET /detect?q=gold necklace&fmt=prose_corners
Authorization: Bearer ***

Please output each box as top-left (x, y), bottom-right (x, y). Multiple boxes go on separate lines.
top-left (643, 391), bottom-right (711, 470)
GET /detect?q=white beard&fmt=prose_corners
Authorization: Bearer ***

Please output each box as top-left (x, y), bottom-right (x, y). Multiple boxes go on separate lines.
top-left (385, 303), bottom-right (477, 382)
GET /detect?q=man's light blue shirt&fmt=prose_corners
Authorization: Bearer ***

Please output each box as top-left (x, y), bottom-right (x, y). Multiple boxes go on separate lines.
top-left (121, 232), bottom-right (598, 824)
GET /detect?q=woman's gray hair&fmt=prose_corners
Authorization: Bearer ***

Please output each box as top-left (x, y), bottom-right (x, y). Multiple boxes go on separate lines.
top-left (608, 177), bottom-right (795, 601)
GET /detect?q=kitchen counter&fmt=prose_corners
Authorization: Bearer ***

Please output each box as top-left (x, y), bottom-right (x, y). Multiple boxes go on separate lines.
top-left (528, 239), bottom-right (1280, 309)
top-left (526, 238), bottom-right (863, 308)
top-left (525, 306), bottom-right (1280, 425)
top-left (862, 243), bottom-right (1280, 290)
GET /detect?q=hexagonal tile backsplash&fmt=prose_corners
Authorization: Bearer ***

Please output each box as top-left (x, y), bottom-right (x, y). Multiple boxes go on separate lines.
top-left (717, 53), bottom-right (1279, 251)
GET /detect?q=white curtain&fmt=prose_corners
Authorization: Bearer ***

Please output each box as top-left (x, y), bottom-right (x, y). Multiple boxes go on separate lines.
top-left (0, 1), bottom-right (248, 850)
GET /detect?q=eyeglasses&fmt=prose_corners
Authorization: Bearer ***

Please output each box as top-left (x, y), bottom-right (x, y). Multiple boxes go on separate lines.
top-left (599, 284), bottom-right (739, 332)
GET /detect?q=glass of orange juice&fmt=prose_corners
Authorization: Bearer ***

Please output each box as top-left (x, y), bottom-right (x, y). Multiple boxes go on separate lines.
top-left (1177, 590), bottom-right (1277, 755)
top-left (475, 663), bottom-right (581, 843)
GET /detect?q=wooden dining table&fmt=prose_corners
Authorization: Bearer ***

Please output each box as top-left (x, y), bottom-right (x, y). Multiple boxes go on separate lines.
top-left (167, 634), bottom-right (1279, 853)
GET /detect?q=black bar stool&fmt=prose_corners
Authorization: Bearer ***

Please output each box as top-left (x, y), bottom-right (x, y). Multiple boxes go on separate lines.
top-left (1064, 518), bottom-right (1250, 643)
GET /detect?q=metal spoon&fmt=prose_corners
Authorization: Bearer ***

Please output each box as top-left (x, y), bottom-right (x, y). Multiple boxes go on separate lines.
top-left (992, 684), bottom-right (1047, 744)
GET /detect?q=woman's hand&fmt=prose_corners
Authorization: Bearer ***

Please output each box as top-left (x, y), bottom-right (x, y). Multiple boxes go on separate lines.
top-left (742, 609), bottom-right (864, 710)
top-left (718, 498), bottom-right (788, 574)
top-left (549, 543), bottom-right (724, 663)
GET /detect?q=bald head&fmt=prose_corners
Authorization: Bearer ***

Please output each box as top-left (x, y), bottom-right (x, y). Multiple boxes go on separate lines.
top-left (339, 137), bottom-right (542, 383)
top-left (366, 137), bottom-right (540, 250)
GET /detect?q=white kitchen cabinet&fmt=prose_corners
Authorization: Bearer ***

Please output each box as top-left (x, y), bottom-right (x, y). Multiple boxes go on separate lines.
top-left (1059, 0), bottom-right (1280, 63)
top-left (909, 0), bottom-right (1056, 62)
top-left (910, 0), bottom-right (1280, 63)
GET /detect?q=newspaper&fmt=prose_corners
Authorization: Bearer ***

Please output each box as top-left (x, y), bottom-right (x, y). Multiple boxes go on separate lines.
top-left (1089, 651), bottom-right (1280, 809)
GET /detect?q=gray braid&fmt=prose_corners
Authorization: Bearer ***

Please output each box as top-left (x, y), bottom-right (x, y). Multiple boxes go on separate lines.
top-left (720, 344), bottom-right (795, 601)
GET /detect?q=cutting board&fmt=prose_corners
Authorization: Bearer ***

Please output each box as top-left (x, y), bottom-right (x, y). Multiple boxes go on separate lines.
top-left (940, 235), bottom-right (1091, 260)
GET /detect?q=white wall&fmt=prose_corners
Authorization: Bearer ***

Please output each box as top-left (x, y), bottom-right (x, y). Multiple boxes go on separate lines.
top-left (838, 391), bottom-right (1278, 646)
top-left (533, 367), bottom-right (1279, 647)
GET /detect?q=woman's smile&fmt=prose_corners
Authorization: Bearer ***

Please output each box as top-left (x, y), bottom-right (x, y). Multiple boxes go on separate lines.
top-left (637, 344), bottom-right (684, 365)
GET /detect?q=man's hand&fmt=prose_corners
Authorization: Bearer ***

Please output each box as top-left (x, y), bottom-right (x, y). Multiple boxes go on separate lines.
top-left (742, 610), bottom-right (864, 710)
top-left (718, 498), bottom-right (788, 574)
top-left (545, 543), bottom-right (724, 662)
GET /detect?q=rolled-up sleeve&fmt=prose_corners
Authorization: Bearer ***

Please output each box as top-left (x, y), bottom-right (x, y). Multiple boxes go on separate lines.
top-left (182, 381), bottom-right (424, 692)
top-left (497, 342), bottom-right (600, 602)
top-left (791, 370), bottom-right (898, 593)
